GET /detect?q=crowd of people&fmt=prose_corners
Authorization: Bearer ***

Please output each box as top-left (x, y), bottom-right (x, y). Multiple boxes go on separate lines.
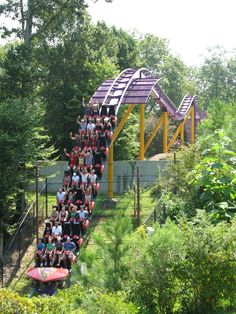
top-left (34, 101), bottom-right (116, 270)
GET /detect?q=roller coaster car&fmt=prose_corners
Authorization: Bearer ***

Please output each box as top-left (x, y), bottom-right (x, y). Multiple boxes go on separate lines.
top-left (26, 267), bottom-right (69, 284)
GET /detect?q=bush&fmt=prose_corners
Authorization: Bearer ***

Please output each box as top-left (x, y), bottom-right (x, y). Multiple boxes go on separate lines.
top-left (123, 214), bottom-right (236, 313)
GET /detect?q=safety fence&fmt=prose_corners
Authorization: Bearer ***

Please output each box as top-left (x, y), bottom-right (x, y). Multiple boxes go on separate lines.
top-left (0, 181), bottom-right (48, 287)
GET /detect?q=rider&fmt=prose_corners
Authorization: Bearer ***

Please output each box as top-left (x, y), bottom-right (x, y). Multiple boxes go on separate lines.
top-left (62, 237), bottom-right (76, 270)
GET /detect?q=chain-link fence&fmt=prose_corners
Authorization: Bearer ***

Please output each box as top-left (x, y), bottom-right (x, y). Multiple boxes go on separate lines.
top-left (0, 182), bottom-right (48, 287)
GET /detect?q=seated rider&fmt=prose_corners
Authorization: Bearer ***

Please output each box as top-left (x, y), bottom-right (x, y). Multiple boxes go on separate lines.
top-left (35, 238), bottom-right (46, 267)
top-left (51, 221), bottom-right (62, 240)
top-left (43, 236), bottom-right (55, 267)
top-left (62, 237), bottom-right (76, 270)
top-left (52, 237), bottom-right (64, 267)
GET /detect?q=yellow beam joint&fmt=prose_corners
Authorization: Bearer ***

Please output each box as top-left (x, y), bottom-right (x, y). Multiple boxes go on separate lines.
top-left (107, 144), bottom-right (114, 199)
top-left (144, 115), bottom-right (163, 154)
top-left (111, 104), bottom-right (135, 145)
top-left (163, 112), bottom-right (168, 153)
top-left (139, 104), bottom-right (145, 160)
top-left (191, 106), bottom-right (195, 144)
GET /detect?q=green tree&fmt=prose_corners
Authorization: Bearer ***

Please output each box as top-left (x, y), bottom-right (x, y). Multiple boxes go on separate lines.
top-left (93, 211), bottom-right (132, 291)
top-left (139, 34), bottom-right (189, 105)
top-left (198, 98), bottom-right (236, 151)
top-left (0, 99), bottom-right (54, 252)
top-left (189, 130), bottom-right (236, 222)
top-left (196, 46), bottom-right (236, 107)
top-left (111, 27), bottom-right (140, 70)
top-left (114, 107), bottom-right (140, 160)
top-left (36, 19), bottom-right (118, 152)
top-left (124, 219), bottom-right (186, 314)
top-left (0, 0), bottom-right (86, 49)
top-left (124, 215), bottom-right (236, 314)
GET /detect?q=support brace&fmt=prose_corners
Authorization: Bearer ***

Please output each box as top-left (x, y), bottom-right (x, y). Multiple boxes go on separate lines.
top-left (108, 104), bottom-right (136, 198)
top-left (144, 114), bottom-right (163, 154)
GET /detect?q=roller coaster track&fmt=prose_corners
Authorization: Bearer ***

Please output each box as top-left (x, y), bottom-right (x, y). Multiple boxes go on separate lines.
top-left (90, 68), bottom-right (203, 128)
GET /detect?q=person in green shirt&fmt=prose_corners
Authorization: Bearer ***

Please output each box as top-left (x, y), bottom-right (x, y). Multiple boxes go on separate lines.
top-left (43, 236), bottom-right (55, 267)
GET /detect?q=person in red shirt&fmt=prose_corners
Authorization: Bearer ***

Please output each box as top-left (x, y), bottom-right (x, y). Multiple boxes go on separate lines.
top-left (64, 148), bottom-right (78, 177)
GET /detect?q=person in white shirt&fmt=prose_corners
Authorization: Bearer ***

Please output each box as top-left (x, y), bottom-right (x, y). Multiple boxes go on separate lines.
top-left (56, 188), bottom-right (66, 210)
top-left (71, 172), bottom-right (80, 187)
top-left (52, 222), bottom-right (62, 238)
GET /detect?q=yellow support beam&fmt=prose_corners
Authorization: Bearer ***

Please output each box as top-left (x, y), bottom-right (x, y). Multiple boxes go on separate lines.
top-left (107, 144), bottom-right (114, 199)
top-left (139, 104), bottom-right (145, 160)
top-left (191, 106), bottom-right (195, 143)
top-left (180, 123), bottom-right (184, 144)
top-left (144, 114), bottom-right (163, 154)
top-left (167, 107), bottom-right (193, 150)
top-left (108, 103), bottom-right (136, 198)
top-left (111, 104), bottom-right (136, 145)
top-left (163, 112), bottom-right (168, 153)
top-left (167, 123), bottom-right (182, 151)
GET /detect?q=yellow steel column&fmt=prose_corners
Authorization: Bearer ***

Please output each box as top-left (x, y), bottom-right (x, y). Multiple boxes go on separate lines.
top-left (139, 104), bottom-right (145, 160)
top-left (163, 111), bottom-right (168, 153)
top-left (108, 103), bottom-right (135, 198)
top-left (191, 106), bottom-right (195, 144)
top-left (107, 144), bottom-right (114, 199)
top-left (180, 123), bottom-right (184, 144)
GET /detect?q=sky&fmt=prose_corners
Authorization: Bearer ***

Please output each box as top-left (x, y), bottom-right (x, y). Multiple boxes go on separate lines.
top-left (87, 0), bottom-right (236, 66)
top-left (0, 0), bottom-right (235, 66)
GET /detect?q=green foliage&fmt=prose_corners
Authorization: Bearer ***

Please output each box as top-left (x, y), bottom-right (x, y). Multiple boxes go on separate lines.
top-left (189, 131), bottom-right (236, 222)
top-left (0, 98), bottom-right (55, 238)
top-left (0, 284), bottom-right (84, 313)
top-left (124, 219), bottom-right (185, 314)
top-left (114, 107), bottom-right (140, 160)
top-left (0, 284), bottom-right (138, 314)
top-left (151, 145), bottom-right (201, 218)
top-left (93, 211), bottom-right (132, 291)
top-left (124, 214), bottom-right (236, 314)
top-left (196, 46), bottom-right (236, 107)
top-left (198, 99), bottom-right (236, 151)
top-left (139, 34), bottom-right (189, 105)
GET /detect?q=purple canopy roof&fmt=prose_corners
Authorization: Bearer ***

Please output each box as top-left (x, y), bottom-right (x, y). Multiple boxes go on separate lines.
top-left (89, 68), bottom-right (199, 120)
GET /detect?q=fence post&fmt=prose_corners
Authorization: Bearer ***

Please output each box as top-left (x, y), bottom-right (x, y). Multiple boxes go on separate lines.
top-left (45, 177), bottom-right (48, 218)
top-left (137, 165), bottom-right (140, 227)
top-left (18, 229), bottom-right (21, 268)
top-left (35, 164), bottom-right (39, 244)
top-left (133, 185), bottom-right (136, 218)
top-left (154, 208), bottom-right (157, 223)
top-left (0, 258), bottom-right (3, 287)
